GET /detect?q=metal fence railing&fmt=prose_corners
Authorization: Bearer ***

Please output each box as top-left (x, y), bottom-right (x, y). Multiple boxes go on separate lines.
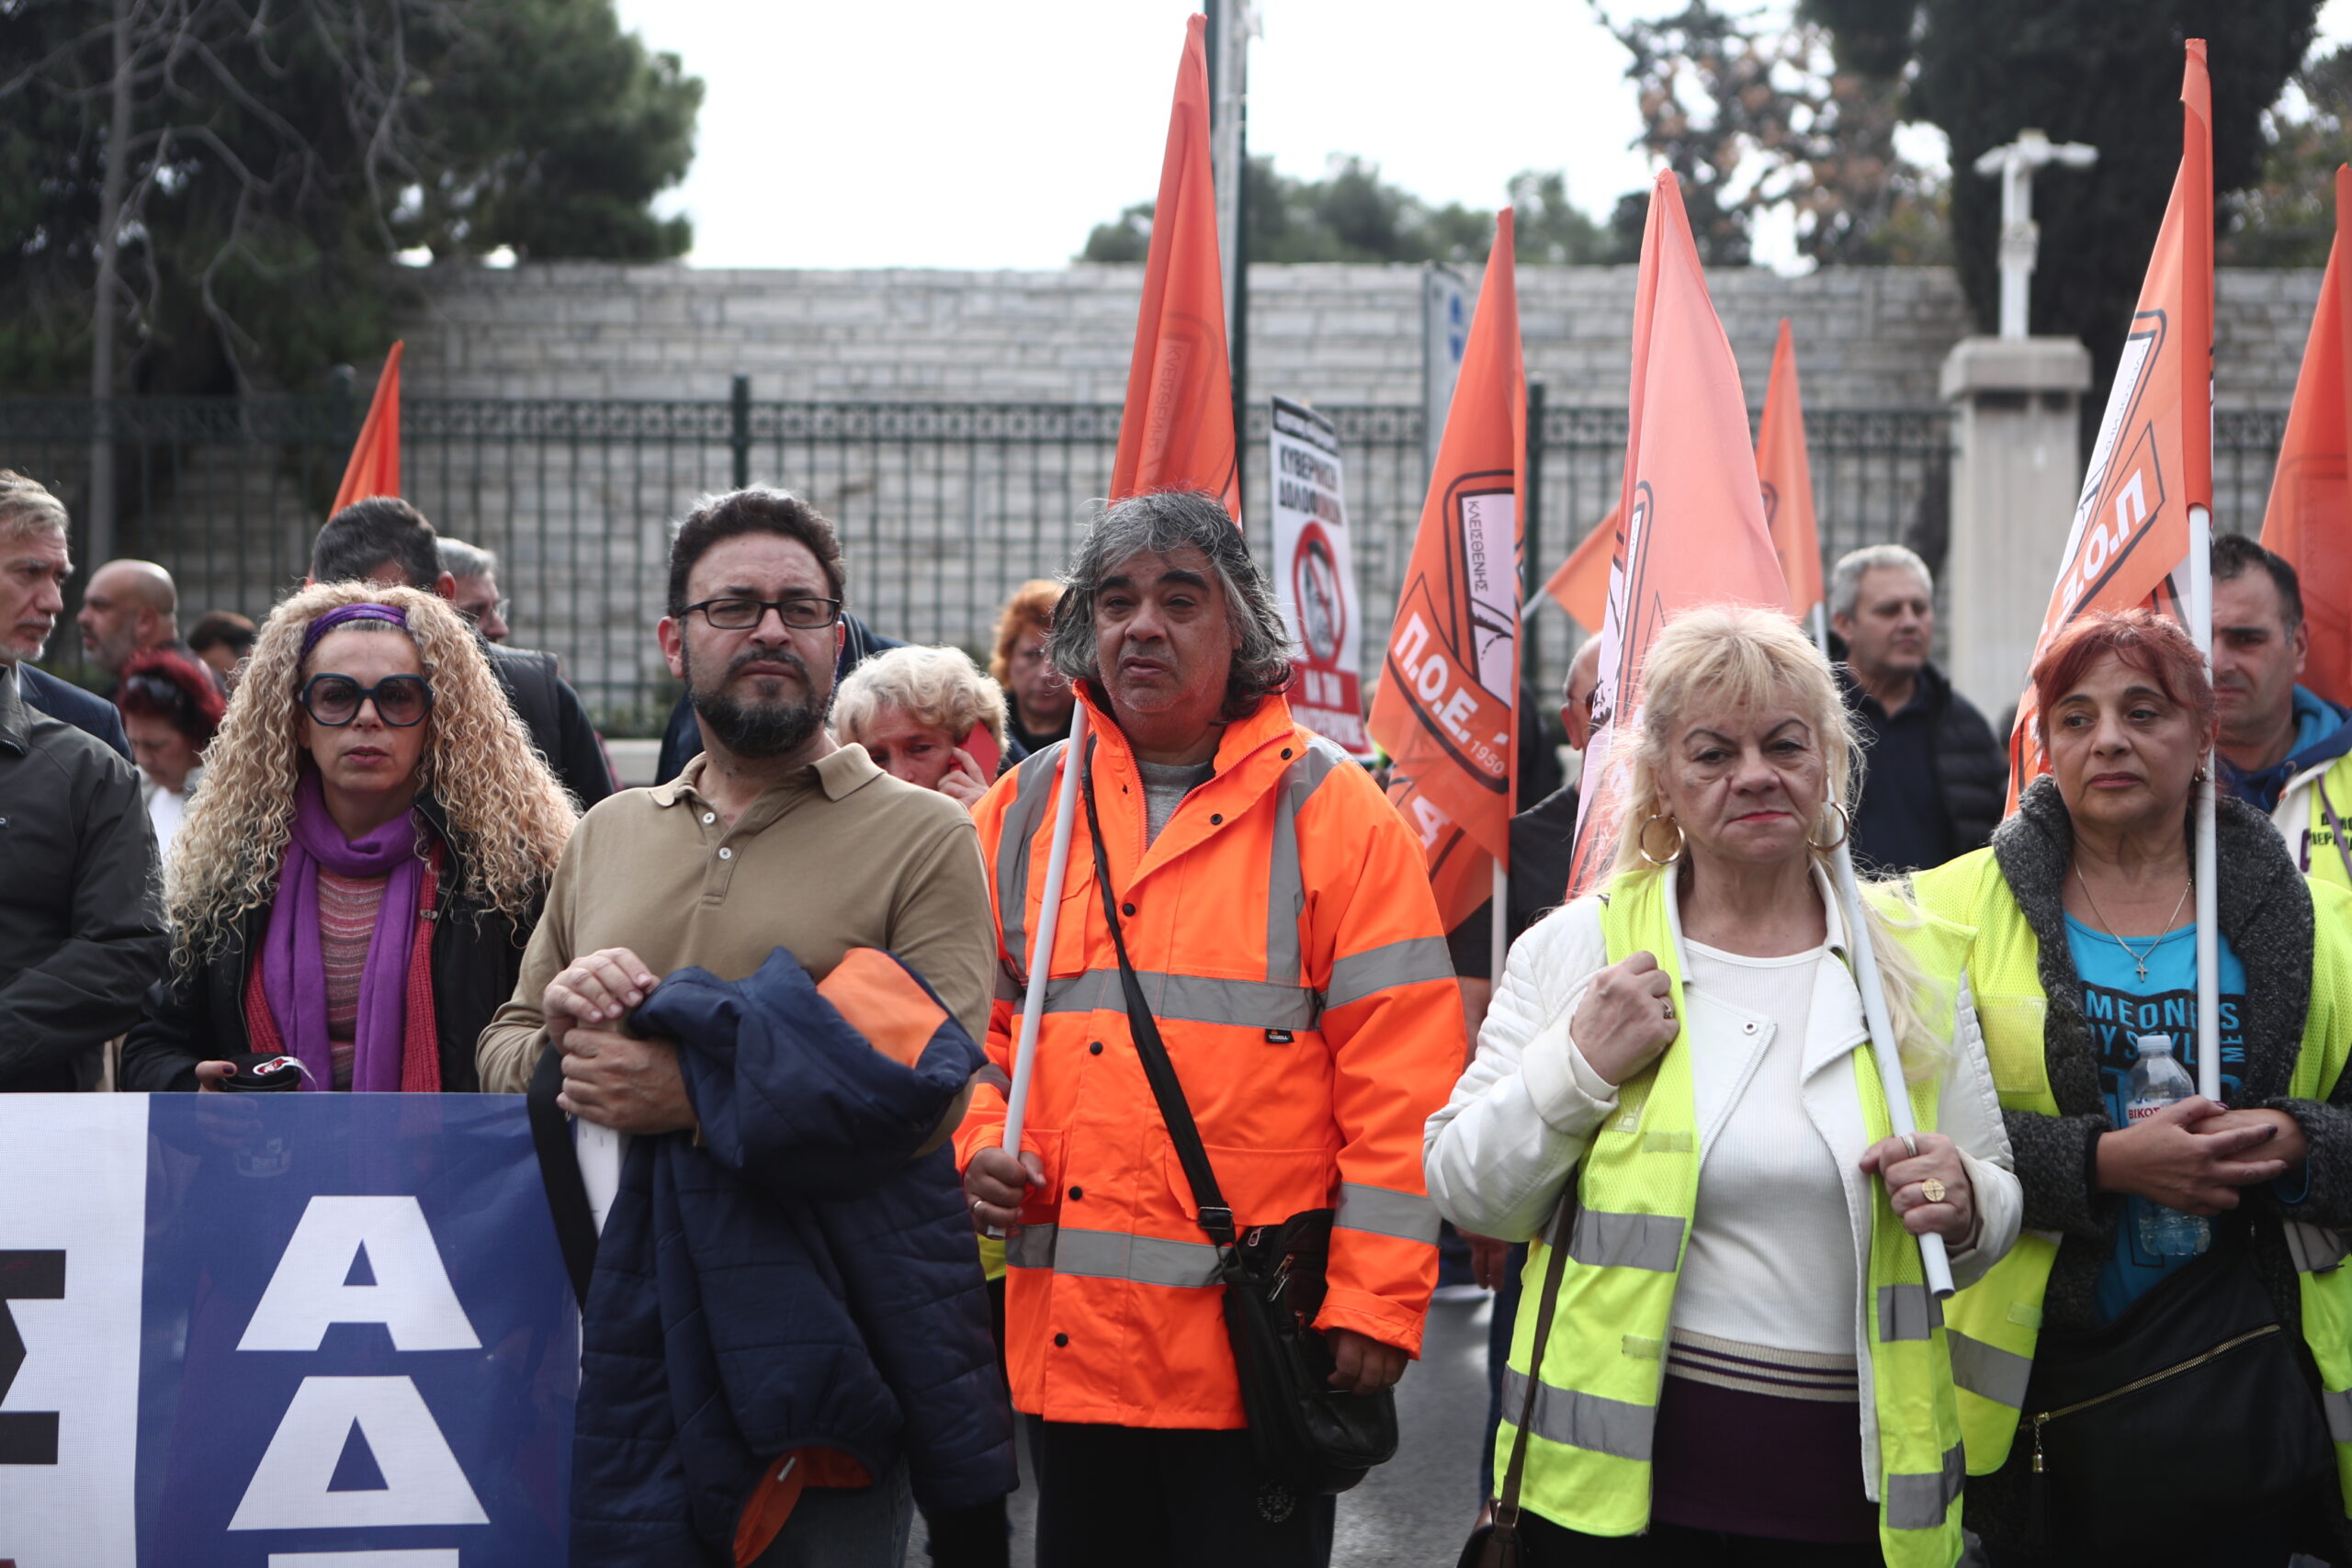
top-left (0, 391), bottom-right (2283, 732)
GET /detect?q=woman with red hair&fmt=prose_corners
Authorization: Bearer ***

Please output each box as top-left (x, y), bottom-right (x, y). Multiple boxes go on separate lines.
top-left (115, 647), bottom-right (226, 854)
top-left (1913, 608), bottom-right (2352, 1565)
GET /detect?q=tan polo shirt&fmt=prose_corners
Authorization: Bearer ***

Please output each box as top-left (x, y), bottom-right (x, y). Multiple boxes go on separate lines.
top-left (476, 744), bottom-right (993, 1093)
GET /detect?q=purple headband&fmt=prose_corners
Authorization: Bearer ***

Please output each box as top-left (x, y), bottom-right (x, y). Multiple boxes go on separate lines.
top-left (300, 603), bottom-right (409, 659)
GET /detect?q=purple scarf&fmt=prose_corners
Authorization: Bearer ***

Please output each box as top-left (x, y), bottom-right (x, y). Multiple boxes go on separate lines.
top-left (261, 771), bottom-right (426, 1092)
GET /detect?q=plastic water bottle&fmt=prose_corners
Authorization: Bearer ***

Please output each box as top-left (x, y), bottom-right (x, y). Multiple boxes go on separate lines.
top-left (2125, 1033), bottom-right (2211, 1258)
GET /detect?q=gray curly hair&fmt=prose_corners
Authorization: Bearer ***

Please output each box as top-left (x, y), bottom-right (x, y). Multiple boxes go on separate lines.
top-left (1047, 490), bottom-right (1294, 721)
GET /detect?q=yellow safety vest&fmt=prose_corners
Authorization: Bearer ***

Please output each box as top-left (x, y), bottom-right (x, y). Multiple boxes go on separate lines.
top-left (1914, 848), bottom-right (2352, 1515)
top-left (2284, 750), bottom-right (2352, 895)
top-left (1498, 869), bottom-right (1973, 1568)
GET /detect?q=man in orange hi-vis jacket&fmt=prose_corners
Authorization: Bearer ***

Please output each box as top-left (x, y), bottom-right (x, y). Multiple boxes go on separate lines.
top-left (958, 490), bottom-right (1464, 1566)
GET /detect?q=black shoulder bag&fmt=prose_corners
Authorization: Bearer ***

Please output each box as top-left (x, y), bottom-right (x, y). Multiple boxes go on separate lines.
top-left (1080, 757), bottom-right (1397, 1497)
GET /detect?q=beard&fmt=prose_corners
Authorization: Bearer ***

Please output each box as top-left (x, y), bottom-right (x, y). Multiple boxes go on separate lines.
top-left (684, 639), bottom-right (829, 759)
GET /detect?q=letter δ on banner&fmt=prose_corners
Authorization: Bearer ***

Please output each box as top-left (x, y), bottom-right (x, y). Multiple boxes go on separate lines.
top-left (2261, 163), bottom-right (2352, 710)
top-left (1270, 397), bottom-right (1370, 757)
top-left (2006, 40), bottom-right (2212, 805)
top-left (1566, 173), bottom-right (1787, 899)
top-left (0, 1094), bottom-right (576, 1567)
top-left (1370, 211), bottom-right (1525, 933)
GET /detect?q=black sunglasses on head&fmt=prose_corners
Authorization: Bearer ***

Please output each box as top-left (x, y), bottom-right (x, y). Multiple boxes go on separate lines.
top-left (300, 673), bottom-right (433, 728)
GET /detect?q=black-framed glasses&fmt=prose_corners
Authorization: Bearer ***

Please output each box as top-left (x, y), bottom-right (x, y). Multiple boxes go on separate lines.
top-left (684, 595), bottom-right (842, 631)
top-left (300, 673), bottom-right (433, 728)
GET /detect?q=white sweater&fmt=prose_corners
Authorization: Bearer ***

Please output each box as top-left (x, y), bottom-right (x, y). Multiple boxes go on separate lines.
top-left (1423, 867), bottom-right (2022, 1498)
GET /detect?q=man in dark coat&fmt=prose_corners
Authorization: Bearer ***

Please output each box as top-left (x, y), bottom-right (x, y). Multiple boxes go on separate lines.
top-left (1830, 543), bottom-right (2007, 874)
top-left (0, 470), bottom-right (167, 1090)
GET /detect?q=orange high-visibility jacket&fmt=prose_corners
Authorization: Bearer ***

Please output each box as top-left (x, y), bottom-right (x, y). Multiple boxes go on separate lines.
top-left (956, 690), bottom-right (1465, 1428)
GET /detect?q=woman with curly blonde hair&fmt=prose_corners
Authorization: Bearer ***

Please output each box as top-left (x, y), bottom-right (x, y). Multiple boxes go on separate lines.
top-left (833, 643), bottom-right (1010, 808)
top-left (119, 582), bottom-right (576, 1093)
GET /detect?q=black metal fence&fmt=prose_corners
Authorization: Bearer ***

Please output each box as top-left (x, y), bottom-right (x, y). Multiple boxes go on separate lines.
top-left (0, 392), bottom-right (2289, 731)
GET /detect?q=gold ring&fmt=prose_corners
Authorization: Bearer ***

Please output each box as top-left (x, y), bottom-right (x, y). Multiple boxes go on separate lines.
top-left (1661, 998), bottom-right (1676, 1022)
top-left (1920, 1177), bottom-right (1947, 1203)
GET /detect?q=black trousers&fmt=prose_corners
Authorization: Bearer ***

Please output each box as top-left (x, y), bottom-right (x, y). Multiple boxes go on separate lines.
top-left (1027, 1417), bottom-right (1336, 1568)
top-left (1518, 1511), bottom-right (1884, 1567)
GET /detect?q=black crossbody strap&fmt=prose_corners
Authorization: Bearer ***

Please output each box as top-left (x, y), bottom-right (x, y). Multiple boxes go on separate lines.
top-left (2317, 776), bottom-right (2352, 890)
top-left (1079, 744), bottom-right (1237, 1248)
top-left (1494, 1197), bottom-right (1577, 1529)
top-left (527, 1042), bottom-right (600, 1308)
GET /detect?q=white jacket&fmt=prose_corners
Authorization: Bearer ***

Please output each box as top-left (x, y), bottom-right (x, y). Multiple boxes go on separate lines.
top-left (1424, 867), bottom-right (2022, 1499)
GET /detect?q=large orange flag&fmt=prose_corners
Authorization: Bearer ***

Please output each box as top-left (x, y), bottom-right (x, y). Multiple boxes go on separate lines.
top-left (2008, 41), bottom-right (2212, 800)
top-left (2260, 164), bottom-right (2352, 709)
top-left (1370, 211), bottom-right (1524, 931)
top-left (1541, 508), bottom-right (1615, 632)
top-left (1566, 175), bottom-right (1788, 897)
top-left (332, 341), bottom-right (403, 513)
top-left (1110, 14), bottom-right (1239, 523)
top-left (1758, 319), bottom-right (1824, 634)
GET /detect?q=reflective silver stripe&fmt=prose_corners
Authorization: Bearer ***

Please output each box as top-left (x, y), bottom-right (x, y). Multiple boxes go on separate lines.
top-left (1946, 1328), bottom-right (2034, 1412)
top-left (1567, 1209), bottom-right (1685, 1273)
top-left (1042, 968), bottom-right (1321, 1032)
top-left (1883, 1443), bottom-right (1966, 1529)
top-left (1876, 1283), bottom-right (1943, 1343)
top-left (1498, 1368), bottom-right (1655, 1462)
top-left (1324, 936), bottom-right (1454, 1012)
top-left (995, 742), bottom-right (1066, 981)
top-left (1335, 1182), bottom-right (1442, 1246)
top-left (2285, 1220), bottom-right (2350, 1275)
top-left (1049, 1226), bottom-right (1224, 1289)
top-left (2324, 1387), bottom-right (2352, 1443)
top-left (1264, 739), bottom-right (1344, 986)
top-left (1004, 1222), bottom-right (1058, 1269)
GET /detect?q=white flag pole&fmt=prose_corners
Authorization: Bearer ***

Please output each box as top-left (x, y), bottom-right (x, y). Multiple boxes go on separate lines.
top-left (2188, 503), bottom-right (2222, 1100)
top-left (1829, 830), bottom-right (1957, 1297)
top-left (998, 705), bottom-right (1091, 1171)
top-left (1809, 601), bottom-right (1830, 659)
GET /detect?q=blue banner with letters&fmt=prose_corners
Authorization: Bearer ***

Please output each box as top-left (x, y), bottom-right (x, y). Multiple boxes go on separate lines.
top-left (0, 1094), bottom-right (576, 1568)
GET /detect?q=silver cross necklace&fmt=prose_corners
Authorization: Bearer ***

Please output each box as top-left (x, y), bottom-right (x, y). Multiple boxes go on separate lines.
top-left (2075, 867), bottom-right (2194, 985)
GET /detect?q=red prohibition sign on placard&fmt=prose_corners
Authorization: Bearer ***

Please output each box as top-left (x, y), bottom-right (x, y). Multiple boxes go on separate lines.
top-left (1291, 520), bottom-right (1347, 667)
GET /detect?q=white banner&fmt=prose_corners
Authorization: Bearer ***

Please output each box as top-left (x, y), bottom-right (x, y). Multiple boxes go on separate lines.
top-left (1270, 397), bottom-right (1370, 756)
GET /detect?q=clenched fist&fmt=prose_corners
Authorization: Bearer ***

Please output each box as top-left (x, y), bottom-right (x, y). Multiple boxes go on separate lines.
top-left (1571, 951), bottom-right (1681, 1085)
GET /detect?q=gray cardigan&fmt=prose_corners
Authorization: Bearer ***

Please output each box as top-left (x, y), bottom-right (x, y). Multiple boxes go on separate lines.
top-left (1966, 776), bottom-right (2352, 1551)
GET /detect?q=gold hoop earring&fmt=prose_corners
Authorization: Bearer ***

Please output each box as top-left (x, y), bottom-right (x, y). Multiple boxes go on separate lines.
top-left (1809, 801), bottom-right (1850, 852)
top-left (1638, 813), bottom-right (1685, 866)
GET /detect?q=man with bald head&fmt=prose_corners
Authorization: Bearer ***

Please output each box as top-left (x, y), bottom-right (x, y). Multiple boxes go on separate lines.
top-left (79, 558), bottom-right (210, 695)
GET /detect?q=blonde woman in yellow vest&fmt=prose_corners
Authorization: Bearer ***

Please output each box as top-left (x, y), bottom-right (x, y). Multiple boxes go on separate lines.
top-left (1427, 606), bottom-right (2021, 1568)
top-left (1911, 607), bottom-right (2352, 1568)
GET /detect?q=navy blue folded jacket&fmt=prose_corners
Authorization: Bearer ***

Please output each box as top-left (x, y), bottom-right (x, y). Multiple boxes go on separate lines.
top-left (567, 947), bottom-right (1014, 1565)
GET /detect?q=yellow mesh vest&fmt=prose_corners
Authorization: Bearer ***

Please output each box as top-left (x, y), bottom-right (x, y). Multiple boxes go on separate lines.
top-left (1917, 850), bottom-right (2352, 1515)
top-left (2302, 753), bottom-right (2352, 894)
top-left (1498, 870), bottom-right (1968, 1567)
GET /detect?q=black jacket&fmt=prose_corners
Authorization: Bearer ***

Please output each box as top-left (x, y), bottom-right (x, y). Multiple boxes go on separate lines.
top-left (0, 667), bottom-right (166, 1089)
top-left (18, 661), bottom-right (130, 759)
top-left (118, 800), bottom-right (539, 1093)
top-left (488, 642), bottom-right (615, 809)
top-left (1838, 659), bottom-right (2007, 864)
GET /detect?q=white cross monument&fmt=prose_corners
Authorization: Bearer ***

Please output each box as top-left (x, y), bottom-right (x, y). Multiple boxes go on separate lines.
top-left (1972, 129), bottom-right (2100, 339)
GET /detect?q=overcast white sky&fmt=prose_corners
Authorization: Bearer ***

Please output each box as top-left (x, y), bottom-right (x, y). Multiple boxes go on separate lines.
top-left (610, 0), bottom-right (2352, 273)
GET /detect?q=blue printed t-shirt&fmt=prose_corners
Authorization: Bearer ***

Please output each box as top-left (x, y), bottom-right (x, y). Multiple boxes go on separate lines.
top-left (2063, 916), bottom-right (2248, 1323)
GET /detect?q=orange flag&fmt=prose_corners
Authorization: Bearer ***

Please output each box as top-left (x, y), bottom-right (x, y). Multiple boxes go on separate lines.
top-left (1566, 175), bottom-right (1788, 897)
top-left (1370, 211), bottom-right (1525, 931)
top-left (332, 341), bottom-right (403, 513)
top-left (1758, 319), bottom-right (1824, 636)
top-left (2008, 41), bottom-right (2212, 802)
top-left (1110, 14), bottom-right (1239, 524)
top-left (2260, 164), bottom-right (2352, 710)
top-left (1541, 508), bottom-right (1615, 633)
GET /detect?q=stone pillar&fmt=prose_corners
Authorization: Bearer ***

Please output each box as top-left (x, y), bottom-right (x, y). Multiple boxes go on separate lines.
top-left (1939, 336), bottom-right (2092, 719)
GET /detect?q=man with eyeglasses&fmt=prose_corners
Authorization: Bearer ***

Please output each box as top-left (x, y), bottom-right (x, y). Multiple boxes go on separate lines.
top-left (310, 498), bottom-right (615, 808)
top-left (477, 488), bottom-right (1011, 1565)
top-left (0, 469), bottom-right (167, 1091)
top-left (437, 536), bottom-right (511, 644)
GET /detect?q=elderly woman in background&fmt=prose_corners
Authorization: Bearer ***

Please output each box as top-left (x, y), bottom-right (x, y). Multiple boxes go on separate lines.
top-left (1912, 609), bottom-right (2352, 1568)
top-left (833, 643), bottom-right (1010, 809)
top-left (119, 582), bottom-right (576, 1093)
top-left (116, 647), bottom-right (226, 855)
top-left (1427, 605), bottom-right (2019, 1568)
top-left (989, 578), bottom-right (1071, 755)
